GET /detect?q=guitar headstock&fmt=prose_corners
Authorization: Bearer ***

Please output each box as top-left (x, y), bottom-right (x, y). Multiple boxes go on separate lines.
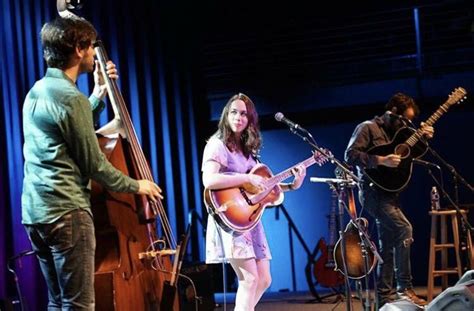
top-left (313, 148), bottom-right (333, 166)
top-left (446, 87), bottom-right (467, 107)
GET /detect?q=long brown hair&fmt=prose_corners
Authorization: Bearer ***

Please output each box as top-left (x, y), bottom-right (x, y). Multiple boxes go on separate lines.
top-left (215, 93), bottom-right (262, 157)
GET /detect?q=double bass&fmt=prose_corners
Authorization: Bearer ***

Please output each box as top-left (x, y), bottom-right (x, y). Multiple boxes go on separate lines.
top-left (57, 3), bottom-right (178, 309)
top-left (88, 40), bottom-right (179, 310)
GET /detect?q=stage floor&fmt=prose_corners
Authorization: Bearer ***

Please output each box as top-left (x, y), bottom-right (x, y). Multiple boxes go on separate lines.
top-left (213, 287), bottom-right (442, 310)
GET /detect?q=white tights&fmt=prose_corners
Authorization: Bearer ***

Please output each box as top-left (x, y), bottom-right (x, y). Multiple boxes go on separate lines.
top-left (229, 258), bottom-right (271, 311)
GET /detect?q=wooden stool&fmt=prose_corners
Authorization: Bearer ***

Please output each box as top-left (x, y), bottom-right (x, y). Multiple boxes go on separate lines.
top-left (427, 209), bottom-right (469, 301)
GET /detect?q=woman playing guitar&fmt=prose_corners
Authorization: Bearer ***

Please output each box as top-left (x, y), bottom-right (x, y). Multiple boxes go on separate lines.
top-left (202, 93), bottom-right (306, 310)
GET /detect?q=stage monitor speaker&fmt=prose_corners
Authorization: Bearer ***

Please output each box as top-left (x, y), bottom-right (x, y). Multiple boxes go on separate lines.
top-left (456, 269), bottom-right (474, 285)
top-left (380, 299), bottom-right (423, 311)
top-left (426, 269), bottom-right (474, 311)
top-left (179, 262), bottom-right (216, 311)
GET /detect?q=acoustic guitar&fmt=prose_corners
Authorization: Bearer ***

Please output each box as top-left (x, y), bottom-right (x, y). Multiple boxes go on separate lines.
top-left (204, 152), bottom-right (327, 233)
top-left (364, 87), bottom-right (467, 192)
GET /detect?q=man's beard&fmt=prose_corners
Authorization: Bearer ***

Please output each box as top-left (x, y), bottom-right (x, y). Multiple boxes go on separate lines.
top-left (79, 59), bottom-right (94, 74)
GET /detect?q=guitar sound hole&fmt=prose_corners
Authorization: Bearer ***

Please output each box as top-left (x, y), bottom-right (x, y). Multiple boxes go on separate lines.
top-left (394, 144), bottom-right (411, 158)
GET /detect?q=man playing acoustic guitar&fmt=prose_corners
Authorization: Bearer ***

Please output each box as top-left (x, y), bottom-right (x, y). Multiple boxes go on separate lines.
top-left (344, 93), bottom-right (434, 308)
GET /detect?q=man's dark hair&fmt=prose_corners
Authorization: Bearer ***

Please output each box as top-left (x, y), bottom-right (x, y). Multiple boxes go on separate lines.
top-left (41, 18), bottom-right (97, 69)
top-left (385, 92), bottom-right (420, 117)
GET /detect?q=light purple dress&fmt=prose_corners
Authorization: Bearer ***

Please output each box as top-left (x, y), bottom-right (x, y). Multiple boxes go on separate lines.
top-left (202, 136), bottom-right (272, 263)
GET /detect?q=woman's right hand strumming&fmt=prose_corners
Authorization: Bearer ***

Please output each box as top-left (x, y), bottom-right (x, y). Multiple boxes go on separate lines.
top-left (244, 173), bottom-right (267, 192)
top-left (137, 180), bottom-right (163, 202)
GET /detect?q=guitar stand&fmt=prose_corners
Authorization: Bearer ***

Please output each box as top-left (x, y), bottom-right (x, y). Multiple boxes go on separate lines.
top-left (310, 177), bottom-right (355, 310)
top-left (336, 180), bottom-right (357, 311)
top-left (344, 205), bottom-right (382, 311)
top-left (272, 203), bottom-right (341, 303)
top-left (311, 177), bottom-right (383, 311)
top-left (283, 118), bottom-right (380, 310)
top-left (305, 238), bottom-right (346, 303)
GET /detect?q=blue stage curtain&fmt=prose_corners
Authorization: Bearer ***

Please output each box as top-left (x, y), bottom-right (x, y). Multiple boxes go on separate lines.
top-left (0, 0), bottom-right (205, 307)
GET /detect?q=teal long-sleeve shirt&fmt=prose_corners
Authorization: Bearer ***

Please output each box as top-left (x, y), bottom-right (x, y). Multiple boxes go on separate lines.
top-left (22, 68), bottom-right (139, 224)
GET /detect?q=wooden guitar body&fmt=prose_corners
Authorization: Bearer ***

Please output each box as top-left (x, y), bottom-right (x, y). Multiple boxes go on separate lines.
top-left (204, 152), bottom-right (326, 233)
top-left (333, 218), bottom-right (377, 279)
top-left (363, 127), bottom-right (427, 192)
top-left (204, 163), bottom-right (284, 233)
top-left (92, 135), bottom-right (178, 310)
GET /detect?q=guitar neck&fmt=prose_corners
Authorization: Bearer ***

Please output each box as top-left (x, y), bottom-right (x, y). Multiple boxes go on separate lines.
top-left (406, 88), bottom-right (466, 147)
top-left (265, 155), bottom-right (316, 188)
top-left (406, 104), bottom-right (447, 147)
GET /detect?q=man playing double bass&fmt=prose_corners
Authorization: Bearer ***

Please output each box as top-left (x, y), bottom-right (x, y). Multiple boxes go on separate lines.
top-left (344, 93), bottom-right (434, 308)
top-left (21, 18), bottom-right (162, 310)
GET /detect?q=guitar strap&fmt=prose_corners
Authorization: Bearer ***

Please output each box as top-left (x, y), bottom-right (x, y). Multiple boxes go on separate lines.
top-left (245, 152), bottom-right (262, 174)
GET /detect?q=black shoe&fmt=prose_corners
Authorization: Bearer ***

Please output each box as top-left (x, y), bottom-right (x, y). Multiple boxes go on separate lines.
top-left (396, 288), bottom-right (427, 306)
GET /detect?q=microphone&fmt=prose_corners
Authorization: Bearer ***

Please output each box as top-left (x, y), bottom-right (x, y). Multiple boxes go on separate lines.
top-left (274, 112), bottom-right (308, 134)
top-left (387, 111), bottom-right (416, 128)
top-left (310, 177), bottom-right (357, 186)
top-left (387, 111), bottom-right (404, 119)
top-left (413, 158), bottom-right (440, 170)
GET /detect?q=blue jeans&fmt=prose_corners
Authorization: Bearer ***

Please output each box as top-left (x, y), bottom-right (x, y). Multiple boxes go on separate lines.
top-left (25, 209), bottom-right (95, 311)
top-left (359, 183), bottom-right (413, 304)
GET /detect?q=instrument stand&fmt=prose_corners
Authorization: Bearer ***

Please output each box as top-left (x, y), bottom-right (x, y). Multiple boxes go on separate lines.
top-left (311, 177), bottom-right (383, 311)
top-left (305, 240), bottom-right (345, 303)
top-left (358, 231), bottom-right (378, 311)
top-left (335, 183), bottom-right (355, 311)
top-left (350, 214), bottom-right (382, 311)
top-left (287, 124), bottom-right (381, 310)
top-left (273, 203), bottom-right (341, 302)
top-left (7, 250), bottom-right (35, 311)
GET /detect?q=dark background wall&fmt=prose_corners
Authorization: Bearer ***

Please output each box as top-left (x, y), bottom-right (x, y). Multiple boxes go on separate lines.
top-left (1, 0), bottom-right (473, 306)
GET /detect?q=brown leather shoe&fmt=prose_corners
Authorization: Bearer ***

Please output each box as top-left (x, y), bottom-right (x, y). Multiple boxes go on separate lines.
top-left (396, 288), bottom-right (427, 306)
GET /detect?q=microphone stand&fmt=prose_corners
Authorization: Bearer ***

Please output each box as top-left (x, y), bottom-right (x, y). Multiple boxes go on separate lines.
top-left (425, 146), bottom-right (474, 270)
top-left (289, 127), bottom-right (382, 311)
top-left (423, 147), bottom-right (473, 230)
top-left (7, 250), bottom-right (35, 311)
top-left (288, 128), bottom-right (358, 183)
top-left (402, 117), bottom-right (474, 263)
top-left (426, 146), bottom-right (474, 196)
